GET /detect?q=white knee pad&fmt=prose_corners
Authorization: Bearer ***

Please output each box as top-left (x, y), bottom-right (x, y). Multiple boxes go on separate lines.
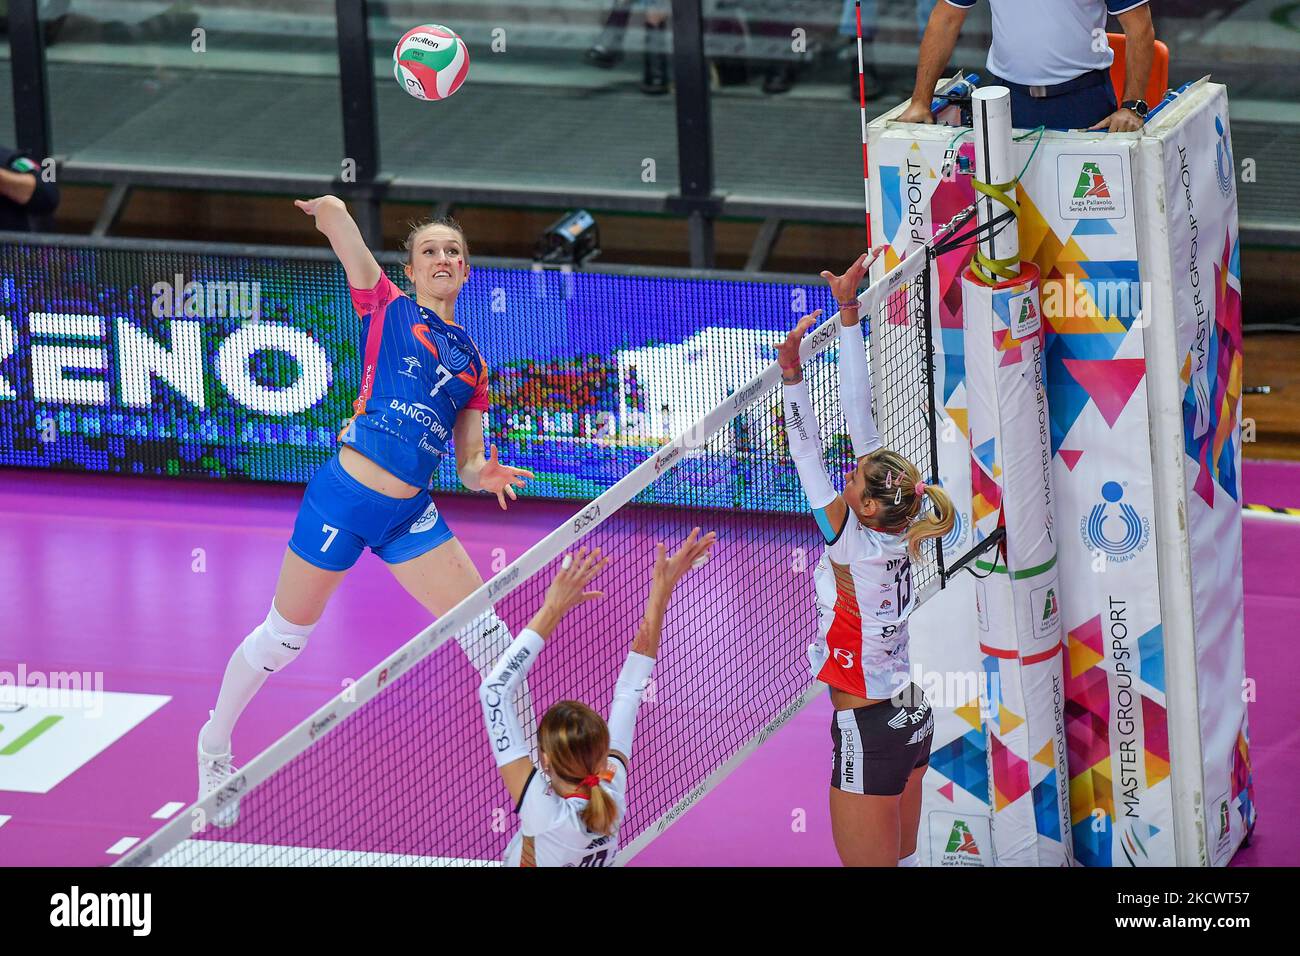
top-left (241, 603), bottom-right (316, 673)
top-left (458, 608), bottom-right (516, 675)
top-left (898, 851), bottom-right (920, 868)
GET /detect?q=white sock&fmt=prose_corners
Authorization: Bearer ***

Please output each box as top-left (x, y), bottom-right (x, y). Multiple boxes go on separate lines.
top-left (202, 635), bottom-right (271, 754)
top-left (898, 851), bottom-right (920, 867)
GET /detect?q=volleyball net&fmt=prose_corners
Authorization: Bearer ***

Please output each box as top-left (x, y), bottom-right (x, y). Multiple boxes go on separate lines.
top-left (118, 246), bottom-right (948, 868)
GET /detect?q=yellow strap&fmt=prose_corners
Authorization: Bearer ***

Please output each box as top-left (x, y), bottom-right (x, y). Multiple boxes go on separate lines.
top-left (970, 177), bottom-right (1021, 286)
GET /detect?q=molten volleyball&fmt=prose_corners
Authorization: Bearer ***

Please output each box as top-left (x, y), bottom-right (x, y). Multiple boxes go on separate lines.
top-left (393, 24), bottom-right (470, 101)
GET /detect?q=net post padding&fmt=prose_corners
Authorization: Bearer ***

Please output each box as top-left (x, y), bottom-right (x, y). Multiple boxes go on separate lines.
top-left (117, 248), bottom-right (936, 869)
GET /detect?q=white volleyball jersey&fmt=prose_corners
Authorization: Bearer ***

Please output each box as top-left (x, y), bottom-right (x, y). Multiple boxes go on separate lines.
top-left (503, 760), bottom-right (628, 867)
top-left (809, 514), bottom-right (916, 700)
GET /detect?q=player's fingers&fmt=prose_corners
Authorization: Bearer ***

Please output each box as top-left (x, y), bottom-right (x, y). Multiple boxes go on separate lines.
top-left (580, 554), bottom-right (606, 582)
top-left (506, 485), bottom-right (517, 501)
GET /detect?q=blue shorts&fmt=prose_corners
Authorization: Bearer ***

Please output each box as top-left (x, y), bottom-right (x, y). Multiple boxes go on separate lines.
top-left (288, 454), bottom-right (455, 572)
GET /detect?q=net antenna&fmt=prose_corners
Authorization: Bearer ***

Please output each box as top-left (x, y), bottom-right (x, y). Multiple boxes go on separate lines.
top-left (900, 202), bottom-right (1012, 582)
top-left (117, 249), bottom-right (949, 869)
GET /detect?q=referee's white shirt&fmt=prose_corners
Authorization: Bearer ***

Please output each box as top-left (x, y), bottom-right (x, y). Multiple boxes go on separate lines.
top-left (944, 0), bottom-right (1150, 87)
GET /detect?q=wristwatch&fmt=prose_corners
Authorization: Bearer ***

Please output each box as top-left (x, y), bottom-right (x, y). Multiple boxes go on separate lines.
top-left (1121, 99), bottom-right (1149, 119)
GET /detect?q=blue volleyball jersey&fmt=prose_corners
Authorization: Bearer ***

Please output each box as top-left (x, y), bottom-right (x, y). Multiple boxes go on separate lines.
top-left (341, 274), bottom-right (490, 488)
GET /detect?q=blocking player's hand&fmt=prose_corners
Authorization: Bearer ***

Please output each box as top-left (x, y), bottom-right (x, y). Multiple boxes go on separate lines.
top-left (775, 310), bottom-right (822, 380)
top-left (542, 545), bottom-right (609, 620)
top-left (650, 527), bottom-right (717, 596)
top-left (820, 245), bottom-right (888, 309)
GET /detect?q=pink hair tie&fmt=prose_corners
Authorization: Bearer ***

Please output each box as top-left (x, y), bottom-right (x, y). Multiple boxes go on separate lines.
top-left (914, 481), bottom-right (926, 497)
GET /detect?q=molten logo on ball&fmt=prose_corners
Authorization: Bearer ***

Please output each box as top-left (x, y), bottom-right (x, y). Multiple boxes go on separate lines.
top-left (393, 24), bottom-right (470, 101)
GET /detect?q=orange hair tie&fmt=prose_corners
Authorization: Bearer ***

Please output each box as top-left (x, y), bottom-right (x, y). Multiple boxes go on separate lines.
top-left (564, 768), bottom-right (616, 800)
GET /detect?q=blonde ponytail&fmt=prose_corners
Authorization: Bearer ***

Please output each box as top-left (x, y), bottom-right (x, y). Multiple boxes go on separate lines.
top-left (906, 481), bottom-right (956, 559)
top-left (581, 779), bottom-right (619, 838)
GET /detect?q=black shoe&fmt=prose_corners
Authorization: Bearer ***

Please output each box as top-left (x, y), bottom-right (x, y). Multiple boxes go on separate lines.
top-left (586, 44), bottom-right (624, 68)
top-left (43, 14), bottom-right (69, 46)
top-left (763, 62), bottom-right (796, 95)
top-left (586, 3), bottom-right (631, 69)
top-left (642, 52), bottom-right (670, 94)
top-left (713, 57), bottom-right (749, 87)
top-left (642, 22), bottom-right (670, 95)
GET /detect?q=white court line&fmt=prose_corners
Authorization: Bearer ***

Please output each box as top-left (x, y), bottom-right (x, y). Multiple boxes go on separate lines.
top-left (107, 837), bottom-right (140, 856)
top-left (156, 840), bottom-right (499, 867)
top-left (0, 815), bottom-right (11, 828)
top-left (152, 802), bottom-right (185, 820)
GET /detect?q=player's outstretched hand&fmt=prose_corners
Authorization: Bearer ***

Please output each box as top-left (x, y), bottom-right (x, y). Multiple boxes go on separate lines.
top-left (294, 195), bottom-right (344, 218)
top-left (820, 245), bottom-right (888, 309)
top-left (543, 545), bottom-right (609, 619)
top-left (479, 443), bottom-right (534, 510)
top-left (775, 310), bottom-right (822, 378)
top-left (650, 527), bottom-right (718, 596)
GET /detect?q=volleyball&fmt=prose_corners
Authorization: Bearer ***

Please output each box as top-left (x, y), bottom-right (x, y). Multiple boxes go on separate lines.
top-left (393, 24), bottom-right (470, 101)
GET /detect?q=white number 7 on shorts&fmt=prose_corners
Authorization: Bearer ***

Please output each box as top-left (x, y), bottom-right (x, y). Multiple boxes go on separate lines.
top-left (321, 524), bottom-right (339, 552)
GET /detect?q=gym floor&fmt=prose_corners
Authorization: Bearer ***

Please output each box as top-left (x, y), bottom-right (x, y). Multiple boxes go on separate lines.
top-left (1, 459), bottom-right (1294, 866)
